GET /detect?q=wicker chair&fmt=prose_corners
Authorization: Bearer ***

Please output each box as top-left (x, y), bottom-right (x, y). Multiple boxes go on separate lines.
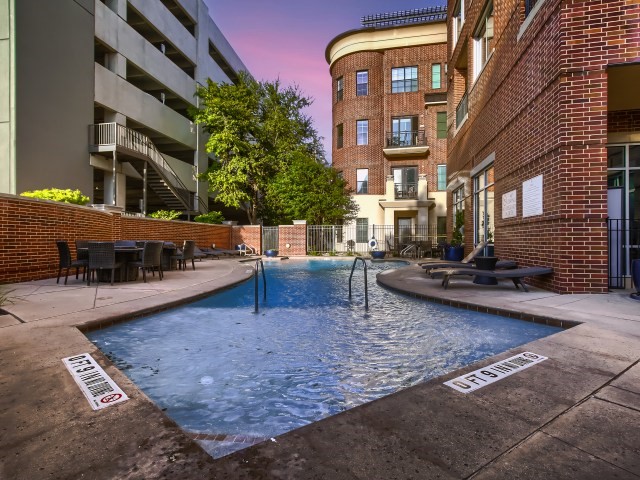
top-left (172, 240), bottom-right (196, 271)
top-left (56, 240), bottom-right (88, 285)
top-left (129, 241), bottom-right (163, 282)
top-left (87, 242), bottom-right (123, 286)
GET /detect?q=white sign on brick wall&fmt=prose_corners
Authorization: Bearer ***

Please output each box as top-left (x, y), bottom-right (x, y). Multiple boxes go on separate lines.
top-left (502, 190), bottom-right (517, 219)
top-left (522, 175), bottom-right (543, 218)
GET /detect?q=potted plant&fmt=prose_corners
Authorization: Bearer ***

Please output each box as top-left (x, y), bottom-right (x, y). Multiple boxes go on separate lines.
top-left (444, 210), bottom-right (465, 261)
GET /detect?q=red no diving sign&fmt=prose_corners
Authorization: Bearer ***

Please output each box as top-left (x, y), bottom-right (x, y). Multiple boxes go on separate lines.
top-left (62, 353), bottom-right (129, 410)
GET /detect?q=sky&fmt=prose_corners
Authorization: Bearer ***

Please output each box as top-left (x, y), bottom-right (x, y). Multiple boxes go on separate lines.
top-left (205, 0), bottom-right (446, 162)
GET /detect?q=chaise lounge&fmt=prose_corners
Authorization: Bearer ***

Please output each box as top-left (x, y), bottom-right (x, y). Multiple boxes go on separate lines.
top-left (432, 266), bottom-right (554, 292)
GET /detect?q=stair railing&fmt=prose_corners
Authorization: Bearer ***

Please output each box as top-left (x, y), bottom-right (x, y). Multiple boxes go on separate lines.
top-left (89, 122), bottom-right (208, 213)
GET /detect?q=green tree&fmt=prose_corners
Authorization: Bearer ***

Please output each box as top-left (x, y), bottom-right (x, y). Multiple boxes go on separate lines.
top-left (191, 72), bottom-right (327, 225)
top-left (264, 152), bottom-right (358, 225)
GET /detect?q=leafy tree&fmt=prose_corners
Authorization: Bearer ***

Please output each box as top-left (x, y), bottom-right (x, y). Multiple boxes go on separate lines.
top-left (264, 152), bottom-right (358, 225)
top-left (194, 211), bottom-right (225, 224)
top-left (148, 209), bottom-right (181, 220)
top-left (191, 72), bottom-right (328, 225)
top-left (20, 188), bottom-right (90, 205)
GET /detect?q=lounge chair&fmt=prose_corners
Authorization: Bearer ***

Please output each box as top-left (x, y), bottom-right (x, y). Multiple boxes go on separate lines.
top-left (420, 241), bottom-right (489, 272)
top-left (193, 245), bottom-right (210, 261)
top-left (433, 266), bottom-right (553, 292)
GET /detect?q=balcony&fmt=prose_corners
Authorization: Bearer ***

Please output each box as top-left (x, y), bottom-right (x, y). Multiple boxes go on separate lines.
top-left (383, 130), bottom-right (429, 156)
top-left (456, 92), bottom-right (468, 128)
top-left (394, 182), bottom-right (418, 200)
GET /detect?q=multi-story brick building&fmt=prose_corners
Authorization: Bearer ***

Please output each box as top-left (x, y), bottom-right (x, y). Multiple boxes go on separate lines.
top-left (0, 0), bottom-right (246, 216)
top-left (446, 0), bottom-right (640, 293)
top-left (326, 7), bottom-right (449, 252)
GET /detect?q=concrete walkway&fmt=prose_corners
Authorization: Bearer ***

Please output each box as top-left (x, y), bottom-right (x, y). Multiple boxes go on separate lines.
top-left (0, 259), bottom-right (639, 479)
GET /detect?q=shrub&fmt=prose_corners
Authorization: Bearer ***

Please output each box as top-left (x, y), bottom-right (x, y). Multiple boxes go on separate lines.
top-left (20, 188), bottom-right (90, 205)
top-left (149, 209), bottom-right (182, 220)
top-left (194, 211), bottom-right (225, 224)
top-left (0, 286), bottom-right (14, 309)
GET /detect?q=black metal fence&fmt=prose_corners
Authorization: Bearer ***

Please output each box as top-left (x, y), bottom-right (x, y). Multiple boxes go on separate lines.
top-left (262, 226), bottom-right (279, 252)
top-left (307, 224), bottom-right (443, 256)
top-left (607, 218), bottom-right (640, 289)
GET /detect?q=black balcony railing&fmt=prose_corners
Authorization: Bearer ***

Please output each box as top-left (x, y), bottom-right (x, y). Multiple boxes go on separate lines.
top-left (385, 130), bottom-right (426, 147)
top-left (456, 92), bottom-right (468, 127)
top-left (394, 182), bottom-right (418, 199)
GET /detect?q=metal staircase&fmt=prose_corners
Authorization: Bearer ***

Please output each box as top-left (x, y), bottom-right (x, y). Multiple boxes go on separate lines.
top-left (89, 123), bottom-right (207, 213)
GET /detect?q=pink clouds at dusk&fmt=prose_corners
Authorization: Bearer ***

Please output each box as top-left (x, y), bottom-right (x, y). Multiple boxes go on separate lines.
top-left (205, 0), bottom-right (445, 162)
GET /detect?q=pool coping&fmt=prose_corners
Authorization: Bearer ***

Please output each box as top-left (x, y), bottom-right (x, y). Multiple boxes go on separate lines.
top-left (1, 258), bottom-right (639, 479)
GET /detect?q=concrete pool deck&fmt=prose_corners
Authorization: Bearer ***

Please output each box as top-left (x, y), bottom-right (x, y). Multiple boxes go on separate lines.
top-left (0, 258), bottom-right (638, 479)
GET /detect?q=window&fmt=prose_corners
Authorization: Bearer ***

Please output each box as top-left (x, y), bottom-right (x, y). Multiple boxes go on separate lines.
top-left (437, 165), bottom-right (447, 191)
top-left (437, 216), bottom-right (447, 243)
top-left (452, 185), bottom-right (465, 240)
top-left (392, 166), bottom-right (418, 199)
top-left (391, 66), bottom-right (418, 93)
top-left (356, 70), bottom-right (368, 96)
top-left (391, 116), bottom-right (419, 146)
top-left (431, 64), bottom-right (441, 89)
top-left (453, 0), bottom-right (464, 45)
top-left (437, 111), bottom-right (447, 139)
top-left (525, 0), bottom-right (540, 17)
top-left (356, 120), bottom-right (368, 145)
top-left (356, 168), bottom-right (368, 194)
top-left (356, 218), bottom-right (369, 243)
top-left (473, 1), bottom-right (494, 80)
top-left (336, 124), bottom-right (343, 149)
top-left (474, 166), bottom-right (495, 244)
top-left (336, 76), bottom-right (343, 101)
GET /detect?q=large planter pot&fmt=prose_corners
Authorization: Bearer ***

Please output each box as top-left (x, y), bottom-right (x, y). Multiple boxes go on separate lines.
top-left (264, 249), bottom-right (279, 258)
top-left (444, 246), bottom-right (464, 261)
top-left (371, 251), bottom-right (386, 259)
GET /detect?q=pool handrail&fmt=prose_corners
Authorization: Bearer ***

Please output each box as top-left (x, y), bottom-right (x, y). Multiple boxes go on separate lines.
top-left (349, 257), bottom-right (369, 310)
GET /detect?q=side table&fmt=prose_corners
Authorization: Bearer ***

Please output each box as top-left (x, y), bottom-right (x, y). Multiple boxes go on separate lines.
top-left (474, 256), bottom-right (498, 285)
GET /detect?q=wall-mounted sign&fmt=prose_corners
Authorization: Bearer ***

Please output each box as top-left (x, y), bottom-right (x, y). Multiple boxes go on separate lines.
top-left (502, 190), bottom-right (517, 219)
top-left (444, 352), bottom-right (548, 393)
top-left (522, 175), bottom-right (543, 217)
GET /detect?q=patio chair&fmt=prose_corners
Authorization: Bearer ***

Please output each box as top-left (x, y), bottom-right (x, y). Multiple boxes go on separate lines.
top-left (196, 245), bottom-right (222, 259)
top-left (56, 240), bottom-right (88, 285)
top-left (87, 242), bottom-right (123, 286)
top-left (420, 241), bottom-right (489, 273)
top-left (193, 245), bottom-right (209, 261)
top-left (172, 240), bottom-right (196, 270)
top-left (433, 266), bottom-right (553, 292)
top-left (129, 241), bottom-right (163, 282)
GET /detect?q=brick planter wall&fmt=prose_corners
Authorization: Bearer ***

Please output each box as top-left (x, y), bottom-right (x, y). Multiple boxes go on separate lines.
top-left (0, 194), bottom-right (231, 283)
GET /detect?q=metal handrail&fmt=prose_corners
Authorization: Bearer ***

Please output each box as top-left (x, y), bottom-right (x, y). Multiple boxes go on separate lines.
top-left (456, 92), bottom-right (468, 127)
top-left (385, 130), bottom-right (426, 147)
top-left (89, 122), bottom-right (208, 213)
top-left (254, 258), bottom-right (267, 313)
top-left (348, 257), bottom-right (369, 310)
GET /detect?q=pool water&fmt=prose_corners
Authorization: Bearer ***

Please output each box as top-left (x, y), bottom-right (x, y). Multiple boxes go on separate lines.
top-left (87, 259), bottom-right (561, 458)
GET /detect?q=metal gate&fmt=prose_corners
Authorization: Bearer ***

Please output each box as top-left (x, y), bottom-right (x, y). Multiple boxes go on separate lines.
top-left (262, 226), bottom-right (279, 253)
top-left (608, 218), bottom-right (640, 289)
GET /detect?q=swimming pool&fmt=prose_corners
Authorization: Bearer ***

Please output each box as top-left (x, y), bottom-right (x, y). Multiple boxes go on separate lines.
top-left (87, 258), bottom-right (562, 458)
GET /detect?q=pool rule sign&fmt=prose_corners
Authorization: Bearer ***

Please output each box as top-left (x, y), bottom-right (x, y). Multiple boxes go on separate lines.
top-left (444, 352), bottom-right (547, 393)
top-left (62, 353), bottom-right (129, 410)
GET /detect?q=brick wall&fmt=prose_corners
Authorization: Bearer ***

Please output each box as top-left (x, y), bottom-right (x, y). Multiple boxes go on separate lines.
top-left (278, 224), bottom-right (307, 256)
top-left (231, 225), bottom-right (262, 254)
top-left (330, 42), bottom-right (448, 197)
top-left (445, 0), bottom-right (639, 293)
top-left (0, 194), bottom-right (231, 283)
top-left (609, 109), bottom-right (640, 133)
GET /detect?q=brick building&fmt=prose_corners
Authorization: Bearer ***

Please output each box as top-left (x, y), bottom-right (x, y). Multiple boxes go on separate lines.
top-left (326, 7), bottom-right (449, 252)
top-left (446, 0), bottom-right (640, 293)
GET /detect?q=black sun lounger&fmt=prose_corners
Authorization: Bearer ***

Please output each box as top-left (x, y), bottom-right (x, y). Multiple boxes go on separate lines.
top-left (424, 259), bottom-right (517, 275)
top-left (433, 266), bottom-right (553, 292)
